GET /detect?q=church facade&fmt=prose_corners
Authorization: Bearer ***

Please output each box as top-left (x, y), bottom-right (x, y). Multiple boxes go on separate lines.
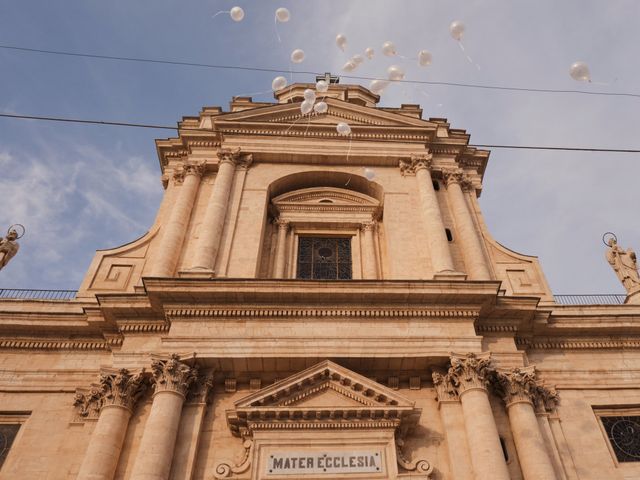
top-left (1, 80), bottom-right (639, 480)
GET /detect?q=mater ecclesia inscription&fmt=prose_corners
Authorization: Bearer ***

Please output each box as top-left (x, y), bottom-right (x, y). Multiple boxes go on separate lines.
top-left (267, 450), bottom-right (383, 476)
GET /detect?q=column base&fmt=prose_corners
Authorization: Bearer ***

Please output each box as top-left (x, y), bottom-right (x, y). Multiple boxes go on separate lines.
top-left (178, 269), bottom-right (216, 279)
top-left (433, 271), bottom-right (467, 281)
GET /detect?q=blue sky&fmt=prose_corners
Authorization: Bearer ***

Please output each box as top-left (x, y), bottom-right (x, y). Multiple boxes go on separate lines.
top-left (1, 1), bottom-right (639, 294)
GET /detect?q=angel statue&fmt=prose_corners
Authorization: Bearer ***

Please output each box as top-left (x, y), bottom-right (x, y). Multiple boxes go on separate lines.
top-left (0, 226), bottom-right (22, 271)
top-left (605, 236), bottom-right (640, 293)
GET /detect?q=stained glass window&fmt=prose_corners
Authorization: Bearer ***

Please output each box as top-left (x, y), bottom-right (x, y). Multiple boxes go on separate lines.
top-left (296, 237), bottom-right (352, 280)
top-left (0, 424), bottom-right (20, 468)
top-left (601, 416), bottom-right (640, 462)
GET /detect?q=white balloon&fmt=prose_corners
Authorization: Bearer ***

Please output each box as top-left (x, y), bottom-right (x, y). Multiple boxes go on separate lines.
top-left (314, 101), bottom-right (328, 114)
top-left (369, 79), bottom-right (390, 94)
top-left (569, 61), bottom-right (591, 82)
top-left (449, 20), bottom-right (465, 41)
top-left (336, 122), bottom-right (351, 136)
top-left (352, 54), bottom-right (364, 65)
top-left (316, 80), bottom-right (329, 93)
top-left (303, 88), bottom-right (316, 102)
top-left (336, 34), bottom-right (348, 51)
top-left (342, 60), bottom-right (357, 72)
top-left (290, 49), bottom-right (305, 63)
top-left (363, 167), bottom-right (376, 181)
top-left (300, 100), bottom-right (314, 115)
top-left (387, 65), bottom-right (405, 81)
top-left (382, 41), bottom-right (397, 57)
top-left (418, 50), bottom-right (433, 67)
top-left (364, 47), bottom-right (374, 60)
top-left (271, 76), bottom-right (287, 91)
top-left (275, 7), bottom-right (290, 22)
top-left (230, 6), bottom-right (244, 21)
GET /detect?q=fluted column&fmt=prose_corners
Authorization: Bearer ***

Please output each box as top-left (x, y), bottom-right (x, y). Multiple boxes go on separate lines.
top-left (150, 163), bottom-right (205, 277)
top-left (130, 354), bottom-right (198, 480)
top-left (443, 169), bottom-right (491, 280)
top-left (273, 218), bottom-right (289, 279)
top-left (77, 369), bottom-right (147, 480)
top-left (400, 154), bottom-right (455, 274)
top-left (432, 372), bottom-right (474, 480)
top-left (495, 368), bottom-right (558, 480)
top-left (361, 221), bottom-right (378, 279)
top-left (448, 353), bottom-right (510, 480)
top-left (190, 149), bottom-right (250, 273)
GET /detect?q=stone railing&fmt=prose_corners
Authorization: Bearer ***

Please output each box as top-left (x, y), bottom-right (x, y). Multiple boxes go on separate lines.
top-left (0, 288), bottom-right (77, 300)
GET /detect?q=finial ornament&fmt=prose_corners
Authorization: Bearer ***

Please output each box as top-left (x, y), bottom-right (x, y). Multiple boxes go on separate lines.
top-left (0, 225), bottom-right (24, 271)
top-left (604, 233), bottom-right (640, 295)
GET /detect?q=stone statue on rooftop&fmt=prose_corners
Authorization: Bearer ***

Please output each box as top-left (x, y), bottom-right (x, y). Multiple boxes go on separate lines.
top-left (0, 227), bottom-right (21, 271)
top-left (605, 236), bottom-right (640, 294)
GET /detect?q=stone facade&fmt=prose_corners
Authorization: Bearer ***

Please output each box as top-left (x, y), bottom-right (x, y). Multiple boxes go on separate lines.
top-left (1, 81), bottom-right (640, 479)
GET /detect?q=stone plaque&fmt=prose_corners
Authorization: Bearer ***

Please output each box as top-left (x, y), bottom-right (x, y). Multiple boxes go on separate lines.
top-left (266, 450), bottom-right (383, 476)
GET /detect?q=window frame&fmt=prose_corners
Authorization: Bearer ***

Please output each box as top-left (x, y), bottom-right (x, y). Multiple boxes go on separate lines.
top-left (594, 406), bottom-right (640, 467)
top-left (0, 412), bottom-right (29, 471)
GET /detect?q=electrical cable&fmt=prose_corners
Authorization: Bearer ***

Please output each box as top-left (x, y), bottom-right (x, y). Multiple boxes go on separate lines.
top-left (1, 44), bottom-right (639, 99)
top-left (2, 112), bottom-right (639, 153)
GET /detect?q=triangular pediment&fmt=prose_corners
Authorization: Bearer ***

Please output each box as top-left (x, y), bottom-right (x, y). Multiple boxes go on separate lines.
top-left (226, 361), bottom-right (421, 437)
top-left (273, 187), bottom-right (380, 209)
top-left (215, 98), bottom-right (434, 129)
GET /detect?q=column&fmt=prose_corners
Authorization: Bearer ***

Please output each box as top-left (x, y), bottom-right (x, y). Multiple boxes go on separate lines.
top-left (443, 169), bottom-right (491, 280)
top-left (190, 148), bottom-right (248, 273)
top-left (169, 374), bottom-right (214, 480)
top-left (272, 218), bottom-right (289, 279)
top-left (432, 372), bottom-right (474, 480)
top-left (77, 369), bottom-right (147, 480)
top-left (495, 368), bottom-right (558, 480)
top-left (360, 221), bottom-right (378, 279)
top-left (400, 154), bottom-right (455, 274)
top-left (448, 353), bottom-right (510, 480)
top-left (130, 354), bottom-right (198, 480)
top-left (150, 163), bottom-right (204, 277)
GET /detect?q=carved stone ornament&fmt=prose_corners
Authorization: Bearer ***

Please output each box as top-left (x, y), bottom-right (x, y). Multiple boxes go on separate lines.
top-left (493, 367), bottom-right (537, 407)
top-left (73, 385), bottom-right (103, 420)
top-left (605, 237), bottom-right (640, 294)
top-left (274, 217), bottom-right (290, 229)
top-left (360, 220), bottom-right (377, 232)
top-left (187, 372), bottom-right (215, 404)
top-left (150, 353), bottom-right (198, 397)
top-left (217, 148), bottom-right (253, 170)
top-left (213, 436), bottom-right (253, 479)
top-left (447, 352), bottom-right (493, 394)
top-left (533, 384), bottom-right (560, 414)
top-left (172, 161), bottom-right (205, 184)
top-left (99, 368), bottom-right (148, 411)
top-left (0, 228), bottom-right (21, 271)
top-left (399, 153), bottom-right (433, 176)
top-left (396, 437), bottom-right (434, 479)
top-left (432, 371), bottom-right (458, 402)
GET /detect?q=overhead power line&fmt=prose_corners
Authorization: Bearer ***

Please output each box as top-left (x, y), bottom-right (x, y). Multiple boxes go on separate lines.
top-left (2, 112), bottom-right (639, 154)
top-left (1, 44), bottom-right (639, 100)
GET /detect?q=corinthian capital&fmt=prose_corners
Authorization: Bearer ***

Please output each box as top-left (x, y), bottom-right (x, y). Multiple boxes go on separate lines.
top-left (493, 367), bottom-right (537, 407)
top-left (432, 371), bottom-right (458, 402)
top-left (399, 153), bottom-right (433, 176)
top-left (99, 368), bottom-right (148, 411)
top-left (274, 217), bottom-right (290, 229)
top-left (217, 148), bottom-right (253, 170)
top-left (533, 384), bottom-right (560, 414)
top-left (188, 372), bottom-right (215, 404)
top-left (360, 220), bottom-right (377, 232)
top-left (173, 162), bottom-right (205, 184)
top-left (151, 354), bottom-right (198, 397)
top-left (448, 352), bottom-right (493, 394)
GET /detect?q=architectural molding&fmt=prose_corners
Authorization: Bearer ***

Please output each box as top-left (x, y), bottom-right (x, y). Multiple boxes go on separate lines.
top-left (516, 336), bottom-right (640, 350)
top-left (150, 353), bottom-right (198, 397)
top-left (166, 307), bottom-right (478, 319)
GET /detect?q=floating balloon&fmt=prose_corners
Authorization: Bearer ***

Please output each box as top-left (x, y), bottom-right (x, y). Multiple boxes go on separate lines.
top-left (418, 50), bottom-right (433, 67)
top-left (352, 54), bottom-right (364, 65)
top-left (275, 7), bottom-right (290, 22)
top-left (382, 41), bottom-right (397, 57)
top-left (363, 167), bottom-right (376, 181)
top-left (337, 122), bottom-right (351, 136)
top-left (449, 21), bottom-right (465, 41)
top-left (300, 100), bottom-right (314, 115)
top-left (369, 79), bottom-right (390, 94)
top-left (272, 76), bottom-right (287, 91)
top-left (316, 79), bottom-right (329, 93)
top-left (336, 34), bottom-right (348, 51)
top-left (569, 61), bottom-right (591, 82)
top-left (342, 60), bottom-right (357, 72)
top-left (303, 88), bottom-right (316, 102)
top-left (230, 6), bottom-right (245, 22)
top-left (290, 49), bottom-right (305, 63)
top-left (364, 47), bottom-right (374, 60)
top-left (314, 101), bottom-right (328, 114)
top-left (387, 65), bottom-right (405, 81)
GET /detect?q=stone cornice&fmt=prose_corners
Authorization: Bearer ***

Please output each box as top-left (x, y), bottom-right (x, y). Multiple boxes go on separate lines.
top-left (516, 336), bottom-right (640, 350)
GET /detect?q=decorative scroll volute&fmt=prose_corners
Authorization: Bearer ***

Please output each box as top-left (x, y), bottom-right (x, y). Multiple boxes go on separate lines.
top-left (448, 352), bottom-right (492, 394)
top-left (99, 368), bottom-right (148, 411)
top-left (74, 385), bottom-right (103, 419)
top-left (151, 354), bottom-right (198, 397)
